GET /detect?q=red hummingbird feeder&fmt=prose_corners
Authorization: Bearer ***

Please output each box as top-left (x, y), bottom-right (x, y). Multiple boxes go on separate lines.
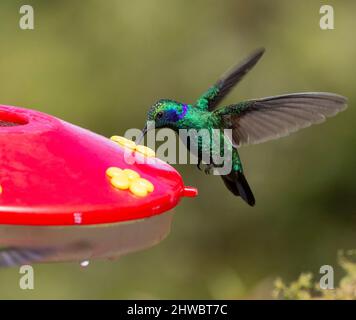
top-left (0, 105), bottom-right (197, 267)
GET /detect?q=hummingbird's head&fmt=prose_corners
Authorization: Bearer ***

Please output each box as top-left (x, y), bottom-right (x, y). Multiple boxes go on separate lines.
top-left (139, 99), bottom-right (188, 141)
top-left (147, 99), bottom-right (188, 128)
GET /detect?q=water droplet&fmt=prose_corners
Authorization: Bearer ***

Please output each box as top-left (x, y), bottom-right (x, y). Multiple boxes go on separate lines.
top-left (80, 260), bottom-right (90, 268)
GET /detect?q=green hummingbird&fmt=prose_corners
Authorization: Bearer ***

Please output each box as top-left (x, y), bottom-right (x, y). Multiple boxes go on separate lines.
top-left (139, 48), bottom-right (347, 206)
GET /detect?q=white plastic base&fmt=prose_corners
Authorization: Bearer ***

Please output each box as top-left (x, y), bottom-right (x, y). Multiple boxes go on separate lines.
top-left (0, 212), bottom-right (173, 264)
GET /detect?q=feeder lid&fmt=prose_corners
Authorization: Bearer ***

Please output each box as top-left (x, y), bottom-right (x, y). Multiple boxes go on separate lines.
top-left (0, 105), bottom-right (197, 226)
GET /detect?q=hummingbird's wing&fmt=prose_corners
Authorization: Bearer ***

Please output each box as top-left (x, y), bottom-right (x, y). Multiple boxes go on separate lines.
top-left (218, 93), bottom-right (347, 147)
top-left (194, 48), bottom-right (265, 112)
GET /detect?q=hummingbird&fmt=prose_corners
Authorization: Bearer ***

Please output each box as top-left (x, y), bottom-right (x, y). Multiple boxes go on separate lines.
top-left (139, 48), bottom-right (347, 206)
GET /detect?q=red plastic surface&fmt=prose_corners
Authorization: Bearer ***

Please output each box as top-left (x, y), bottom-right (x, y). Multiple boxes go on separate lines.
top-left (183, 186), bottom-right (199, 198)
top-left (0, 105), bottom-right (198, 226)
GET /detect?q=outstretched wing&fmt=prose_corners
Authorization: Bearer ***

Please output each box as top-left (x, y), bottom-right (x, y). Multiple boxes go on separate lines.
top-left (194, 48), bottom-right (265, 112)
top-left (219, 93), bottom-right (347, 147)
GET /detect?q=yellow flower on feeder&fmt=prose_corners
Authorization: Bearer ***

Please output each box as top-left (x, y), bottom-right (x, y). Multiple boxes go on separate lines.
top-left (106, 166), bottom-right (154, 197)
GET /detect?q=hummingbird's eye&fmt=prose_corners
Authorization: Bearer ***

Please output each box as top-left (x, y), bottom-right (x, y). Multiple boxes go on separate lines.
top-left (156, 111), bottom-right (163, 120)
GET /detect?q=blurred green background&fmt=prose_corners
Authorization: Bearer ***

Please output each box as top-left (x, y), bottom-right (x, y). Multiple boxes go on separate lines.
top-left (0, 0), bottom-right (355, 299)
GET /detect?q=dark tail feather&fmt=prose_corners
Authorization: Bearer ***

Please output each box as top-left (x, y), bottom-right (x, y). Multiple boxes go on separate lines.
top-left (221, 171), bottom-right (255, 206)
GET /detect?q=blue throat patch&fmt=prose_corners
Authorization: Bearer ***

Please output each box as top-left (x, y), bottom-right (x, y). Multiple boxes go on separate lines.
top-left (178, 104), bottom-right (188, 120)
top-left (167, 104), bottom-right (188, 122)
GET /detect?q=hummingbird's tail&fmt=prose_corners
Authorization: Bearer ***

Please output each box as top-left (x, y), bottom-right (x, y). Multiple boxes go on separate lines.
top-left (221, 171), bottom-right (255, 206)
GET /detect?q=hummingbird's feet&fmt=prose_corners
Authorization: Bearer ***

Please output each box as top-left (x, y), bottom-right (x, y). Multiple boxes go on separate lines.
top-left (204, 164), bottom-right (214, 175)
top-left (197, 161), bottom-right (214, 175)
top-left (197, 161), bottom-right (203, 171)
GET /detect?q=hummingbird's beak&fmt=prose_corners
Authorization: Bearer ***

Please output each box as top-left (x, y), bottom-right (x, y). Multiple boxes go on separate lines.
top-left (136, 124), bottom-right (148, 144)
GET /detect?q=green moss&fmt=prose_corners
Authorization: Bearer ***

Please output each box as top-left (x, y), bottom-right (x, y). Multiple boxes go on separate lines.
top-left (273, 251), bottom-right (356, 300)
